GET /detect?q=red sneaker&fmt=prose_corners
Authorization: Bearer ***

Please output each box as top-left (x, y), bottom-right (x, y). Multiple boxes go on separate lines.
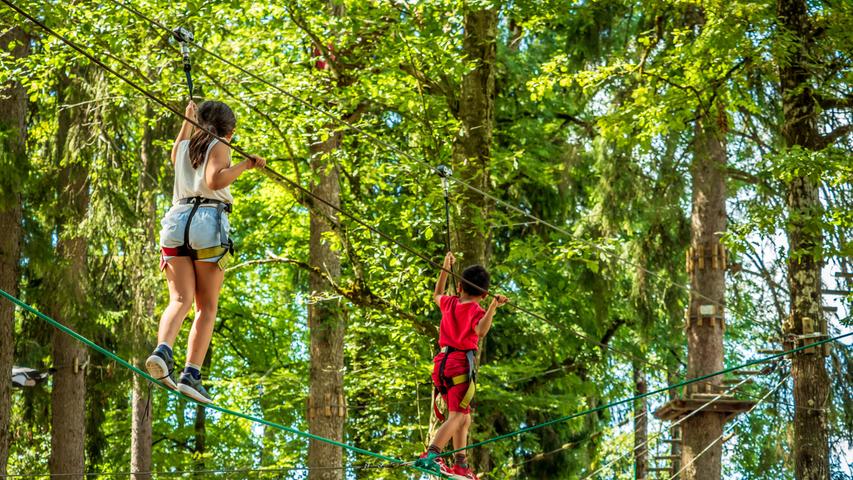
top-left (449, 465), bottom-right (479, 480)
top-left (417, 452), bottom-right (452, 476)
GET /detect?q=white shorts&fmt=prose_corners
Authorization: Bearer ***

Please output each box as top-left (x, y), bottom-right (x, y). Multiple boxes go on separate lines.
top-left (159, 205), bottom-right (231, 266)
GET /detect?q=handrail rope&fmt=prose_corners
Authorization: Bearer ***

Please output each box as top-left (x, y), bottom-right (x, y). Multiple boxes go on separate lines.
top-left (440, 330), bottom-right (851, 457)
top-left (509, 408), bottom-right (651, 471)
top-left (103, 0), bottom-right (732, 314)
top-left (509, 370), bottom-right (756, 474)
top-left (13, 0), bottom-right (671, 375)
top-left (0, 464), bottom-right (398, 478)
top-left (579, 364), bottom-right (779, 479)
top-left (665, 373), bottom-right (789, 480)
top-left (10, 0), bottom-right (845, 460)
top-left (0, 288), bottom-right (442, 478)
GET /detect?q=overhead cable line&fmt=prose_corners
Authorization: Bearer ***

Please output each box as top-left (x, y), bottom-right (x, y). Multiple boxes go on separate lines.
top-left (9, 0), bottom-right (846, 461)
top-left (104, 0), bottom-right (732, 313)
top-left (13, 0), bottom-right (671, 373)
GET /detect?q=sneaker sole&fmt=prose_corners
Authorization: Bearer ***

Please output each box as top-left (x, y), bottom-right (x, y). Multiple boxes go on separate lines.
top-left (178, 383), bottom-right (212, 404)
top-left (144, 355), bottom-right (177, 390)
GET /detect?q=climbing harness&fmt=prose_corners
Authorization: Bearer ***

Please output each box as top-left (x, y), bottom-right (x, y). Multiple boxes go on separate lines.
top-left (160, 196), bottom-right (234, 270)
top-left (433, 297), bottom-right (477, 422)
top-left (172, 26), bottom-right (194, 99)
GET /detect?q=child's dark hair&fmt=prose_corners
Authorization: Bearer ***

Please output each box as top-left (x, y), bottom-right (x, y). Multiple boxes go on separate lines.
top-left (460, 265), bottom-right (490, 296)
top-left (188, 101), bottom-right (236, 169)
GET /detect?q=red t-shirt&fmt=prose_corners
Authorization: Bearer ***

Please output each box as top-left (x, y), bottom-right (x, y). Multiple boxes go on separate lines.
top-left (438, 295), bottom-right (485, 351)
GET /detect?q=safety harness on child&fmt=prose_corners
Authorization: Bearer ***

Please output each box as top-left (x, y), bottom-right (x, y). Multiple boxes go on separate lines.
top-left (160, 196), bottom-right (234, 270)
top-left (433, 296), bottom-right (477, 422)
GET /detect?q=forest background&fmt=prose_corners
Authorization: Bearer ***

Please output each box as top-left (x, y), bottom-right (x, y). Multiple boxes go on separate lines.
top-left (0, 0), bottom-right (851, 479)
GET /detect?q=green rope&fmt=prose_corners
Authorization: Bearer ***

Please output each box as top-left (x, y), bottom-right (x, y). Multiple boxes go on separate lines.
top-left (444, 329), bottom-right (852, 457)
top-left (0, 288), bottom-right (445, 478)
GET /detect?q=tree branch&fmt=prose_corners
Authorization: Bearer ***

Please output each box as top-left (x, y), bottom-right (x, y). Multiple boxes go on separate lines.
top-left (819, 123), bottom-right (853, 148)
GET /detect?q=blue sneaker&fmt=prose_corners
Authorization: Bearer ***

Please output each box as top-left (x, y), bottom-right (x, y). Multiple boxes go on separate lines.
top-left (178, 372), bottom-right (212, 404)
top-left (145, 348), bottom-right (176, 390)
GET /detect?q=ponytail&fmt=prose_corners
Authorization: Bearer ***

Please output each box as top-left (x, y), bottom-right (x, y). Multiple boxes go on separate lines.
top-left (188, 127), bottom-right (216, 169)
top-left (186, 101), bottom-right (236, 169)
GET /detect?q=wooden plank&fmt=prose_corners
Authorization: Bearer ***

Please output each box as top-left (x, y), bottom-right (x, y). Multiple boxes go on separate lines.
top-left (653, 398), bottom-right (757, 422)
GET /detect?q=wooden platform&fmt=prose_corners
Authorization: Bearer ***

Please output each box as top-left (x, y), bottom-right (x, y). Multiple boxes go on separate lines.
top-left (653, 397), bottom-right (757, 422)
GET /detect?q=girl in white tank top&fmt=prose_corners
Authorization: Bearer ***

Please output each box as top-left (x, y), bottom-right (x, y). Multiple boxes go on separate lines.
top-left (146, 100), bottom-right (265, 404)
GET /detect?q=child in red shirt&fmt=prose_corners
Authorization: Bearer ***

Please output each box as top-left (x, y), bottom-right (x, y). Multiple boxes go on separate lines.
top-left (418, 252), bottom-right (508, 479)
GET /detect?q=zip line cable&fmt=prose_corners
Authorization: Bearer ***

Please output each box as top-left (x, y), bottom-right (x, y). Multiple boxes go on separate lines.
top-left (0, 288), bottom-right (440, 478)
top-left (104, 0), bottom-right (733, 313)
top-left (440, 329), bottom-right (851, 457)
top-left (665, 374), bottom-right (789, 480)
top-left (7, 0), bottom-right (849, 464)
top-left (9, 0), bottom-right (672, 374)
top-left (2, 285), bottom-right (848, 466)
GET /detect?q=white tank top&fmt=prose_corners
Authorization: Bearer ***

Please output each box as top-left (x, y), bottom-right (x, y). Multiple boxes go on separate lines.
top-left (172, 139), bottom-right (234, 205)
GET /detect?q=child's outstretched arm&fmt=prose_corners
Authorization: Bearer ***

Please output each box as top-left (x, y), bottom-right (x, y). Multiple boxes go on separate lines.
top-left (475, 294), bottom-right (508, 337)
top-left (171, 101), bottom-right (197, 165)
top-left (433, 251), bottom-right (455, 305)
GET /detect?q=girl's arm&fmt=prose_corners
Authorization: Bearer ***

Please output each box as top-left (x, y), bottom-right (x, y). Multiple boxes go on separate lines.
top-left (474, 294), bottom-right (508, 337)
top-left (171, 102), bottom-right (197, 165)
top-left (204, 142), bottom-right (266, 190)
top-left (433, 251), bottom-right (455, 305)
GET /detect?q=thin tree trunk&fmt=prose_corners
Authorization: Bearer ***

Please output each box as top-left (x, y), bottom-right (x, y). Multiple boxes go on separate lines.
top-left (451, 7), bottom-right (497, 270)
top-left (776, 1), bottom-right (830, 478)
top-left (307, 127), bottom-right (346, 480)
top-left (449, 6), bottom-right (497, 473)
top-left (633, 363), bottom-right (647, 480)
top-left (193, 350), bottom-right (213, 478)
top-left (0, 26), bottom-right (29, 475)
top-left (681, 114), bottom-right (728, 480)
top-left (129, 105), bottom-right (159, 480)
top-left (47, 67), bottom-right (96, 480)
top-left (130, 372), bottom-right (151, 480)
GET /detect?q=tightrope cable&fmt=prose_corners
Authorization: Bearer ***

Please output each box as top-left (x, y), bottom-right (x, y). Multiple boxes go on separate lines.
top-left (0, 288), bottom-right (441, 478)
top-left (579, 363), bottom-right (779, 479)
top-left (665, 374), bottom-right (789, 480)
top-left (440, 330), bottom-right (851, 457)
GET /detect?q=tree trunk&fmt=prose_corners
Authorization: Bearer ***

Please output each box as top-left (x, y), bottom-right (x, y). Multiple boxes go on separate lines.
top-left (0, 26), bottom-right (29, 476)
top-left (681, 113), bottom-right (727, 480)
top-left (449, 6), bottom-right (497, 473)
top-left (307, 129), bottom-right (346, 480)
top-left (47, 69), bottom-right (95, 480)
top-left (776, 1), bottom-right (830, 478)
top-left (129, 105), bottom-right (159, 480)
top-left (451, 7), bottom-right (498, 270)
top-left (130, 372), bottom-right (151, 480)
top-left (633, 363), bottom-right (647, 480)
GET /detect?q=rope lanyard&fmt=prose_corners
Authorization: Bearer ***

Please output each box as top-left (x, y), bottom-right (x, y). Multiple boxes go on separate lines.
top-left (172, 26), bottom-right (194, 100)
top-left (436, 164), bottom-right (454, 292)
top-left (0, 288), bottom-right (445, 478)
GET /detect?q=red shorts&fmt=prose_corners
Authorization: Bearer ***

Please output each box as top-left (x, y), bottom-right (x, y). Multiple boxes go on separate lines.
top-left (432, 351), bottom-right (473, 414)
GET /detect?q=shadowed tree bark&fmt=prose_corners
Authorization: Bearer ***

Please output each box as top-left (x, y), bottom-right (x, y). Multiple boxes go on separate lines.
top-left (0, 26), bottom-right (30, 475)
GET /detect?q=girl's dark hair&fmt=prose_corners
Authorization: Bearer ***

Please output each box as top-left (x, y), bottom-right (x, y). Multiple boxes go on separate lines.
top-left (460, 265), bottom-right (490, 296)
top-left (188, 101), bottom-right (236, 169)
